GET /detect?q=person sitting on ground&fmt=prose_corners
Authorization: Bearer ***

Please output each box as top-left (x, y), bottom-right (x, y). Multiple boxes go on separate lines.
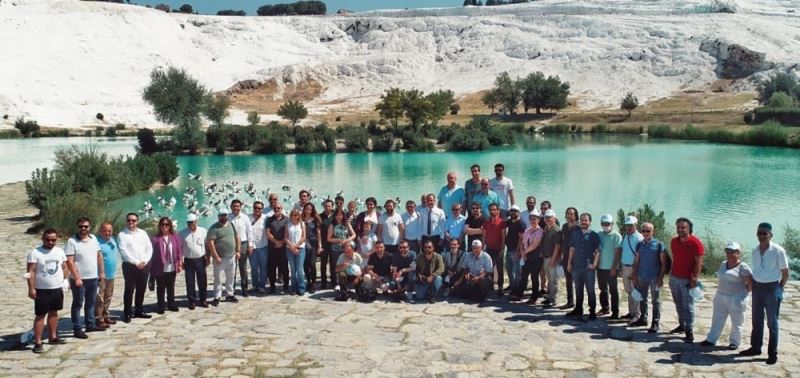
top-left (390, 240), bottom-right (417, 298)
top-left (701, 241), bottom-right (751, 350)
top-left (443, 239), bottom-right (466, 293)
top-left (453, 240), bottom-right (494, 302)
top-left (364, 241), bottom-right (393, 292)
top-left (335, 241), bottom-right (363, 292)
top-left (415, 240), bottom-right (445, 303)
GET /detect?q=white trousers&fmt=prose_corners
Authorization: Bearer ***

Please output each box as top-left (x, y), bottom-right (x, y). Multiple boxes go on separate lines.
top-left (213, 255), bottom-right (236, 298)
top-left (705, 292), bottom-right (748, 346)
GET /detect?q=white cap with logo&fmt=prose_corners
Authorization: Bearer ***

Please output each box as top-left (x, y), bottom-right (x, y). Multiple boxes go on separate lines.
top-left (725, 241), bottom-right (741, 251)
top-left (624, 215), bottom-right (638, 225)
top-left (510, 205), bottom-right (521, 212)
top-left (600, 214), bottom-right (614, 224)
top-left (187, 213), bottom-right (198, 222)
top-left (528, 209), bottom-right (541, 218)
top-left (544, 209), bottom-right (556, 218)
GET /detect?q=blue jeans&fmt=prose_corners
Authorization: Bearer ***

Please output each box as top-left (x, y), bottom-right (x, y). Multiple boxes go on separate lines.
top-left (669, 276), bottom-right (695, 331)
top-left (250, 246), bottom-right (268, 290)
top-left (415, 276), bottom-right (443, 300)
top-left (505, 249), bottom-right (521, 289)
top-left (637, 278), bottom-right (661, 322)
top-left (573, 268), bottom-right (596, 314)
top-left (286, 247), bottom-right (306, 294)
top-left (751, 281), bottom-right (783, 355)
top-left (70, 278), bottom-right (98, 331)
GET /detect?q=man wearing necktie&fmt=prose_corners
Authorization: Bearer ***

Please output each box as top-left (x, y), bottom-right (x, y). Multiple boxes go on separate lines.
top-left (419, 194), bottom-right (446, 252)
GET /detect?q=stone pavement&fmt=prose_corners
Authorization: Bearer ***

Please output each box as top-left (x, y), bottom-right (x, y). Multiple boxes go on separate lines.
top-left (1, 182), bottom-right (798, 377)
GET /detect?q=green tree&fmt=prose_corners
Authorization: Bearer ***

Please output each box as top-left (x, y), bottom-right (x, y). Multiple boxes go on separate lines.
top-left (519, 72), bottom-right (570, 114)
top-left (616, 203), bottom-right (669, 244)
top-left (142, 66), bottom-right (209, 153)
top-left (277, 100), bottom-right (308, 127)
top-left (247, 111), bottom-right (261, 126)
top-left (766, 91), bottom-right (795, 108)
top-left (204, 95), bottom-right (230, 127)
top-left (495, 72), bottom-right (520, 114)
top-left (136, 128), bottom-right (159, 154)
top-left (178, 3), bottom-right (193, 13)
top-left (375, 88), bottom-right (405, 128)
top-left (402, 89), bottom-right (433, 130)
top-left (14, 117), bottom-right (40, 137)
top-left (621, 92), bottom-right (639, 117)
top-left (425, 90), bottom-right (455, 125)
top-left (758, 72), bottom-right (799, 105)
top-left (482, 89), bottom-right (499, 114)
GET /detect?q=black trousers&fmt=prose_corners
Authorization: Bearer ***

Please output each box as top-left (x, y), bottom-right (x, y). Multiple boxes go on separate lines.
top-left (122, 262), bottom-right (149, 315)
top-left (319, 242), bottom-right (332, 286)
top-left (154, 271), bottom-right (177, 309)
top-left (454, 276), bottom-right (493, 302)
top-left (560, 252), bottom-right (574, 304)
top-left (268, 245), bottom-right (289, 290)
top-left (513, 255), bottom-right (543, 298)
top-left (184, 257), bottom-right (207, 304)
top-left (486, 248), bottom-right (504, 290)
top-left (597, 269), bottom-right (619, 314)
top-left (305, 239), bottom-right (318, 285)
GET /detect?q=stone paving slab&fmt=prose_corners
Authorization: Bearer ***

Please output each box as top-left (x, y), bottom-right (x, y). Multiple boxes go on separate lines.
top-left (0, 182), bottom-right (798, 376)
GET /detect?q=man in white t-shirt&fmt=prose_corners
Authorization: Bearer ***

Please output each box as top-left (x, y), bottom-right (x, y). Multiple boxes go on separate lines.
top-left (65, 217), bottom-right (105, 338)
top-left (489, 163), bottom-right (515, 217)
top-left (376, 199), bottom-right (404, 256)
top-left (230, 199), bottom-right (254, 297)
top-left (27, 228), bottom-right (68, 354)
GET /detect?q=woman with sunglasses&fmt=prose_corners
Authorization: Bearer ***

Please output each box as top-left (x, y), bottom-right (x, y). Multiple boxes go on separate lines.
top-left (701, 241), bottom-right (751, 350)
top-left (328, 208), bottom-right (356, 283)
top-left (150, 217), bottom-right (183, 314)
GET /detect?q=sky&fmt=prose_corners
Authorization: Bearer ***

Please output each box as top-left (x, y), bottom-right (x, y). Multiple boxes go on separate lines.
top-left (134, 0), bottom-right (464, 15)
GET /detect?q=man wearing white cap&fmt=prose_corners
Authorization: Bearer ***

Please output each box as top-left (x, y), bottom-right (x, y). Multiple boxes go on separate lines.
top-left (701, 241), bottom-right (751, 350)
top-left (597, 214), bottom-right (622, 318)
top-left (617, 215), bottom-right (643, 320)
top-left (541, 209), bottom-right (562, 307)
top-left (179, 213), bottom-right (208, 309)
top-left (454, 240), bottom-right (494, 302)
top-left (206, 208), bottom-right (240, 306)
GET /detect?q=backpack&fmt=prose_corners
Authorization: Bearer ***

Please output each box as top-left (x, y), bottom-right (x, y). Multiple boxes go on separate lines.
top-left (356, 285), bottom-right (376, 303)
top-left (334, 289), bottom-right (349, 302)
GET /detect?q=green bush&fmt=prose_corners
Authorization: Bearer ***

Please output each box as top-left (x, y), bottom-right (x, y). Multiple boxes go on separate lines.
top-left (616, 203), bottom-right (669, 244)
top-left (0, 129), bottom-right (21, 139)
top-left (104, 127), bottom-right (117, 137)
top-left (672, 125), bottom-right (706, 140)
top-left (743, 111), bottom-right (754, 124)
top-left (137, 128), bottom-right (160, 154)
top-left (40, 192), bottom-right (102, 237)
top-left (752, 107), bottom-right (800, 125)
top-left (705, 129), bottom-right (738, 144)
top-left (436, 123), bottom-right (460, 144)
top-left (54, 145), bottom-right (117, 193)
top-left (371, 132), bottom-right (396, 152)
top-left (540, 124), bottom-right (570, 134)
top-left (152, 153), bottom-right (179, 184)
top-left (699, 227), bottom-right (726, 276)
top-left (226, 126), bottom-right (253, 151)
top-left (48, 129), bottom-right (70, 137)
top-left (615, 126), bottom-right (642, 135)
top-left (343, 127), bottom-right (369, 152)
top-left (315, 124), bottom-right (336, 152)
top-left (117, 154), bottom-right (157, 191)
top-left (591, 124), bottom-right (609, 133)
top-left (447, 129), bottom-right (490, 151)
top-left (294, 127), bottom-right (326, 153)
top-left (410, 139), bottom-right (436, 152)
top-left (15, 117), bottom-right (40, 137)
top-left (740, 121), bottom-right (787, 146)
top-left (251, 126), bottom-right (288, 154)
top-left (647, 124), bottom-right (672, 138)
top-left (206, 126), bottom-right (223, 150)
top-left (25, 168), bottom-right (73, 216)
top-left (466, 117), bottom-right (514, 146)
top-left (767, 91), bottom-right (796, 108)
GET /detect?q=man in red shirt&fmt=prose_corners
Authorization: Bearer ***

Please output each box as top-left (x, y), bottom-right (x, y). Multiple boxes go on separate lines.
top-left (669, 217), bottom-right (704, 343)
top-left (482, 203), bottom-right (507, 297)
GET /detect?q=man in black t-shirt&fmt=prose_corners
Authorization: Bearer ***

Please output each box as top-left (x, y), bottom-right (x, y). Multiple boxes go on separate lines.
top-left (365, 242), bottom-right (393, 291)
top-left (504, 205), bottom-right (527, 292)
top-left (464, 203), bottom-right (485, 247)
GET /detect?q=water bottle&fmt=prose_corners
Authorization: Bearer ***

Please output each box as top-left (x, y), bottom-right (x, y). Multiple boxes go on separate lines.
top-left (689, 281), bottom-right (705, 302)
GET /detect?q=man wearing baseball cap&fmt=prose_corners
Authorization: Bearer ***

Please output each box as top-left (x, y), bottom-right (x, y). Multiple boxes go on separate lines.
top-left (740, 222), bottom-right (789, 365)
top-left (618, 215), bottom-right (643, 320)
top-left (701, 241), bottom-right (751, 350)
top-left (179, 213), bottom-right (208, 309)
top-left (597, 214), bottom-right (622, 319)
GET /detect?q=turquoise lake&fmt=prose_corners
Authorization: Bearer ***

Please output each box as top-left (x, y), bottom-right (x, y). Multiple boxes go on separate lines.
top-left (104, 134), bottom-right (799, 247)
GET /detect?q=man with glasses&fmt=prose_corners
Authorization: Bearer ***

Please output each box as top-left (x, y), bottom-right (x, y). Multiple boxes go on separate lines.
top-left (391, 240), bottom-right (417, 298)
top-left (401, 201), bottom-right (421, 254)
top-left (419, 193), bottom-right (446, 252)
top-left (95, 223), bottom-right (118, 327)
top-left (482, 203), bottom-right (507, 297)
top-left (118, 213), bottom-right (153, 322)
top-left (566, 213), bottom-right (601, 321)
top-left (415, 240), bottom-right (445, 303)
top-left (489, 163), bottom-right (515, 218)
top-left (65, 217), bottom-right (105, 338)
top-left (249, 201), bottom-right (268, 295)
top-left (740, 222), bottom-right (790, 365)
top-left (618, 216), bottom-right (643, 321)
top-left (597, 214), bottom-right (622, 319)
top-left (377, 199), bottom-right (404, 257)
top-left (464, 202), bottom-right (485, 248)
top-left (438, 172), bottom-right (466, 218)
top-left (180, 213), bottom-right (208, 309)
top-left (669, 217), bottom-right (705, 343)
top-left (230, 200), bottom-right (254, 297)
top-left (266, 204), bottom-right (290, 294)
top-left (207, 208), bottom-right (240, 305)
top-left (454, 240), bottom-right (493, 302)
top-left (630, 222), bottom-right (667, 333)
top-left (26, 229), bottom-right (68, 354)
top-left (472, 178), bottom-right (501, 218)
top-left (444, 203), bottom-right (466, 249)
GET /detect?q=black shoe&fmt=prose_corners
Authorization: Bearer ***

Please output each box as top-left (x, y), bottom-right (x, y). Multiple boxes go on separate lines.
top-left (739, 347), bottom-right (761, 356)
top-left (648, 322), bottom-right (659, 333)
top-left (542, 301), bottom-right (555, 308)
top-left (700, 340), bottom-right (714, 347)
top-left (134, 312), bottom-right (152, 319)
top-left (684, 331), bottom-right (694, 344)
top-left (558, 303), bottom-right (574, 310)
top-left (308, 283), bottom-right (317, 294)
top-left (630, 318), bottom-right (647, 327)
top-left (597, 309), bottom-right (610, 316)
top-left (620, 313), bottom-right (633, 320)
top-left (503, 286), bottom-right (512, 292)
top-left (565, 310), bottom-right (581, 317)
top-left (48, 338), bottom-right (66, 345)
top-left (241, 290), bottom-right (249, 298)
top-left (588, 313), bottom-right (597, 321)
top-left (211, 298), bottom-right (220, 307)
top-left (728, 344), bottom-right (739, 350)
top-left (428, 296), bottom-right (435, 304)
top-left (609, 313), bottom-right (620, 320)
top-left (32, 343), bottom-right (44, 354)
top-left (526, 296), bottom-right (539, 304)
top-left (268, 287), bottom-right (277, 294)
top-left (496, 290), bottom-right (504, 298)
top-left (168, 306), bottom-right (179, 312)
top-left (539, 289), bottom-right (547, 295)
top-left (188, 302), bottom-right (196, 310)
top-left (122, 314), bottom-right (132, 323)
top-left (73, 330), bottom-right (88, 339)
top-left (226, 295), bottom-right (239, 303)
top-left (156, 308), bottom-right (165, 315)
top-left (85, 327), bottom-right (106, 333)
top-left (766, 354), bottom-right (777, 365)
top-left (199, 301), bottom-right (209, 308)
top-left (669, 325), bottom-right (685, 334)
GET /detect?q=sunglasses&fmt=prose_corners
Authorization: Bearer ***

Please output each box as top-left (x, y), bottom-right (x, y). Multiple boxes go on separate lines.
top-left (126, 219), bottom-right (137, 222)
top-left (44, 238), bottom-right (58, 243)
top-left (160, 223), bottom-right (170, 227)
top-left (757, 232), bottom-right (769, 236)
top-left (254, 207), bottom-right (263, 210)
top-left (78, 225), bottom-right (90, 229)
top-left (641, 230), bottom-right (653, 233)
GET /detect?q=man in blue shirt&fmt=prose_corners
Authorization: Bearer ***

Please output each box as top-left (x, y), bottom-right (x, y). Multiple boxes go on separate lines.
top-left (631, 222), bottom-right (667, 333)
top-left (438, 172), bottom-right (466, 218)
top-left (95, 223), bottom-right (117, 328)
top-left (453, 240), bottom-right (493, 302)
top-left (567, 213), bottom-right (601, 321)
top-left (472, 178), bottom-right (501, 218)
top-left (617, 216), bottom-right (644, 321)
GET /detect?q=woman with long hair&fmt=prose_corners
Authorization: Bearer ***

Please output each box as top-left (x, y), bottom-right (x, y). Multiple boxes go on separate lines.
top-left (150, 217), bottom-right (183, 314)
top-left (328, 208), bottom-right (356, 283)
top-left (285, 209), bottom-right (307, 295)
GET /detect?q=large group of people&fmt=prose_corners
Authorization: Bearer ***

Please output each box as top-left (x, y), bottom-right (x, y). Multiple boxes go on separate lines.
top-left (24, 164), bottom-right (790, 366)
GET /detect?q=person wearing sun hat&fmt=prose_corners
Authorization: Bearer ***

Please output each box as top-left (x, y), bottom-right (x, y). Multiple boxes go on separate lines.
top-left (740, 222), bottom-right (790, 365)
top-left (701, 240), bottom-right (751, 350)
